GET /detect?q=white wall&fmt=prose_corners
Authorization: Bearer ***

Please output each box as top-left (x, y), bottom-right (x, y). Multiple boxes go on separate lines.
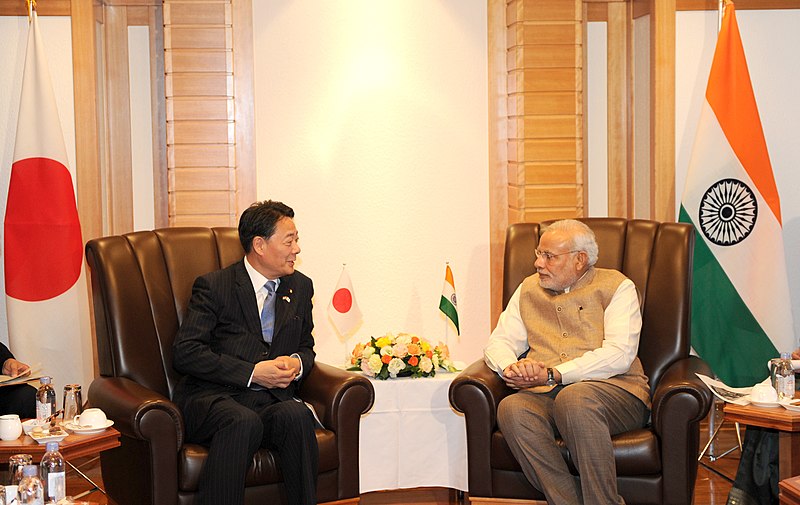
top-left (674, 9), bottom-right (800, 344)
top-left (252, 0), bottom-right (490, 366)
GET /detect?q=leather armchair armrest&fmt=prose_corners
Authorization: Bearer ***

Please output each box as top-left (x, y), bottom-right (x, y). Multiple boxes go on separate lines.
top-left (298, 361), bottom-right (374, 500)
top-left (298, 361), bottom-right (374, 431)
top-left (449, 359), bottom-right (514, 498)
top-left (449, 359), bottom-right (513, 426)
top-left (651, 356), bottom-right (714, 434)
top-left (650, 356), bottom-right (714, 504)
top-left (88, 376), bottom-right (184, 451)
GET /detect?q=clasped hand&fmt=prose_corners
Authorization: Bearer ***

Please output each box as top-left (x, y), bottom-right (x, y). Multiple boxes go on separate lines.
top-left (503, 358), bottom-right (547, 389)
top-left (252, 355), bottom-right (300, 389)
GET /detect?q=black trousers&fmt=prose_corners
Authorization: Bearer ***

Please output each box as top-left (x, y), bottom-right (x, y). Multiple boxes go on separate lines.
top-left (184, 389), bottom-right (319, 505)
top-left (0, 384), bottom-right (36, 418)
top-left (727, 426), bottom-right (779, 505)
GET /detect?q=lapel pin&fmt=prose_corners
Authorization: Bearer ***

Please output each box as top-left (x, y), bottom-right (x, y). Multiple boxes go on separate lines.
top-left (289, 289), bottom-right (293, 294)
top-left (282, 296), bottom-right (291, 303)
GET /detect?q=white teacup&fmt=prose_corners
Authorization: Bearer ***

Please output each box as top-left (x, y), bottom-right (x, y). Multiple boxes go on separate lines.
top-left (752, 383), bottom-right (779, 403)
top-left (0, 414), bottom-right (22, 441)
top-left (73, 408), bottom-right (107, 428)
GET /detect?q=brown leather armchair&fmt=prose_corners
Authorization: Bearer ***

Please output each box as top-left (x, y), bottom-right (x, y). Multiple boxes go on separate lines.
top-left (449, 218), bottom-right (714, 505)
top-left (85, 227), bottom-right (374, 505)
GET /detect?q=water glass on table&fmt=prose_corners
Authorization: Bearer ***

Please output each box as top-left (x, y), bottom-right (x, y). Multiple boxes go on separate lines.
top-left (62, 384), bottom-right (83, 423)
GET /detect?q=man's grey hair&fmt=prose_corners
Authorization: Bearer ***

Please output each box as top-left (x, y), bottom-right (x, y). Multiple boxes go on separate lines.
top-left (542, 219), bottom-right (599, 266)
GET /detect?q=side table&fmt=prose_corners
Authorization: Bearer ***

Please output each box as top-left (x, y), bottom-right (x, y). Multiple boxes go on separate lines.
top-left (780, 474), bottom-right (800, 505)
top-left (0, 427), bottom-right (120, 499)
top-left (724, 403), bottom-right (800, 480)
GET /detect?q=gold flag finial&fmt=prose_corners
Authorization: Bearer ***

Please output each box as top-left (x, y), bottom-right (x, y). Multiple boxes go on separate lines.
top-left (26, 0), bottom-right (36, 19)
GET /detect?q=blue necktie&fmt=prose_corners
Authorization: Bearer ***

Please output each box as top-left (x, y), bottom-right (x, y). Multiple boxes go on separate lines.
top-left (260, 280), bottom-right (277, 343)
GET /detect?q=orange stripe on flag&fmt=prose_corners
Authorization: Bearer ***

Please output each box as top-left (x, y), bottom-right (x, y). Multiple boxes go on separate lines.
top-left (705, 1), bottom-right (782, 225)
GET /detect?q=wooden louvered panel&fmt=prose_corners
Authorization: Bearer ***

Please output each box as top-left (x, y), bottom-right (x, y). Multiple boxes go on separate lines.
top-left (168, 121), bottom-right (234, 145)
top-left (164, 0), bottom-right (239, 226)
top-left (168, 144), bottom-right (235, 168)
top-left (169, 168), bottom-right (234, 191)
top-left (163, 2), bottom-right (230, 25)
top-left (506, 0), bottom-right (583, 222)
top-left (167, 97), bottom-right (233, 121)
top-left (166, 74), bottom-right (233, 97)
top-left (166, 50), bottom-right (232, 73)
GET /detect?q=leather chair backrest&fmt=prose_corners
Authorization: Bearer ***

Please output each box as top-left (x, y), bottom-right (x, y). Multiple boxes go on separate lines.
top-left (502, 218), bottom-right (694, 393)
top-left (85, 227), bottom-right (244, 398)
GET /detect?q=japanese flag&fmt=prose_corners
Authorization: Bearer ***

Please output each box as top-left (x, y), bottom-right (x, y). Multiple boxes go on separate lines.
top-left (328, 267), bottom-right (362, 336)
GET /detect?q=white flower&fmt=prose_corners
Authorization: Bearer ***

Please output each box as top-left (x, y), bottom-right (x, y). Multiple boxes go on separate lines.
top-left (361, 346), bottom-right (375, 358)
top-left (368, 354), bottom-right (384, 374)
top-left (395, 333), bottom-right (413, 345)
top-left (388, 357), bottom-right (406, 376)
top-left (392, 343), bottom-right (409, 358)
top-left (361, 359), bottom-right (373, 376)
top-left (419, 356), bottom-right (433, 373)
top-left (432, 354), bottom-right (440, 369)
top-left (380, 345), bottom-right (394, 357)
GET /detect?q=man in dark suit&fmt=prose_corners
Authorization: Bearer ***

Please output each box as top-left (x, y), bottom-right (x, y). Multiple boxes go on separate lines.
top-left (173, 200), bottom-right (318, 505)
top-left (0, 343), bottom-right (36, 418)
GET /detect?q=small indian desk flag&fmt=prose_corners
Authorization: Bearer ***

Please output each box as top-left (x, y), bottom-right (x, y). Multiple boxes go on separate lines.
top-left (679, 0), bottom-right (794, 387)
top-left (439, 263), bottom-right (459, 335)
top-left (328, 266), bottom-right (362, 336)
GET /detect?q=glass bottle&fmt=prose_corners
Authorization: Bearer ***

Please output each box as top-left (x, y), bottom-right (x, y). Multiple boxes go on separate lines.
top-left (40, 442), bottom-right (65, 503)
top-left (35, 377), bottom-right (56, 424)
top-left (16, 464), bottom-right (44, 505)
top-left (776, 352), bottom-right (796, 400)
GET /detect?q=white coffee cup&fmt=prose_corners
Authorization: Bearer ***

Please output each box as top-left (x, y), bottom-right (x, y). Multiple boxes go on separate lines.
top-left (752, 383), bottom-right (778, 402)
top-left (0, 414), bottom-right (23, 441)
top-left (73, 408), bottom-right (107, 428)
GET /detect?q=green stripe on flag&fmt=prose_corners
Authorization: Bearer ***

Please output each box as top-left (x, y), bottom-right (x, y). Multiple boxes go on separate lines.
top-left (680, 206), bottom-right (777, 387)
top-left (439, 295), bottom-right (460, 334)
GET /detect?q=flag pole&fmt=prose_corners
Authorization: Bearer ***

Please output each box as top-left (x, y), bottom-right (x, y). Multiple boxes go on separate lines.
top-left (27, 0), bottom-right (35, 19)
top-left (444, 261), bottom-right (450, 350)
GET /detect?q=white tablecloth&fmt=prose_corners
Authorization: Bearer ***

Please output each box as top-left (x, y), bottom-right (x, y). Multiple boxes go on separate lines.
top-left (359, 372), bottom-right (468, 492)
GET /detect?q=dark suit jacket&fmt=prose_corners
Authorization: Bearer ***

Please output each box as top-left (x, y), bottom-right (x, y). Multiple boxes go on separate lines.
top-left (0, 343), bottom-right (14, 366)
top-left (172, 260), bottom-right (315, 416)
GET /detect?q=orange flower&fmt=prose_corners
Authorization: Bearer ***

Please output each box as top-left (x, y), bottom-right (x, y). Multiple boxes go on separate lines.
top-left (407, 344), bottom-right (421, 355)
top-left (411, 336), bottom-right (420, 344)
top-left (382, 354), bottom-right (392, 364)
top-left (426, 350), bottom-right (433, 358)
top-left (408, 356), bottom-right (419, 366)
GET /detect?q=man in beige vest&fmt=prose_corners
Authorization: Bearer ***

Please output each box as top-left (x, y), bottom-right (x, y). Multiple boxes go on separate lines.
top-left (485, 219), bottom-right (650, 505)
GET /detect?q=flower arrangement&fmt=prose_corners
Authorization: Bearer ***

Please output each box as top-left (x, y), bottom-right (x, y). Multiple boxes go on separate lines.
top-left (348, 332), bottom-right (458, 380)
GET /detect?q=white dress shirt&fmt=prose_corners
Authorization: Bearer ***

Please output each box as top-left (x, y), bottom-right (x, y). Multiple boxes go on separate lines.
top-left (484, 277), bottom-right (642, 384)
top-left (244, 257), bottom-right (303, 385)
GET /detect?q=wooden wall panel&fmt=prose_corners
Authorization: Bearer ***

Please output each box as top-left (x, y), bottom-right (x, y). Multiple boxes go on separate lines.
top-left (164, 0), bottom-right (251, 226)
top-left (506, 0), bottom-right (584, 223)
top-left (167, 97), bottom-right (233, 121)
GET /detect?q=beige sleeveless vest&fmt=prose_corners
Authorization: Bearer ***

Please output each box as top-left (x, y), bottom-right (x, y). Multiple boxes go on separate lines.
top-left (519, 267), bottom-right (650, 407)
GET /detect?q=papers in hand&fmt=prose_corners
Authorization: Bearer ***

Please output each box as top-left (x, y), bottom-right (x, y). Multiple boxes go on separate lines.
top-left (0, 364), bottom-right (43, 387)
top-left (696, 373), bottom-right (753, 406)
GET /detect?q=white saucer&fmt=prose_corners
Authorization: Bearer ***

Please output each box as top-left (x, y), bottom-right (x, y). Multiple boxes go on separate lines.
top-left (782, 401), bottom-right (800, 412)
top-left (64, 419), bottom-right (114, 434)
top-left (750, 399), bottom-right (782, 408)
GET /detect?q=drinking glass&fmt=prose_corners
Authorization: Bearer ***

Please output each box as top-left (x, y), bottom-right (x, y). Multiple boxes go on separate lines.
top-left (63, 384), bottom-right (83, 423)
top-left (7, 453), bottom-right (32, 486)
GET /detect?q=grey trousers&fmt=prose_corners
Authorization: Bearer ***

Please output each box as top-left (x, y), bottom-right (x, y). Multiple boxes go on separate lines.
top-left (497, 381), bottom-right (649, 505)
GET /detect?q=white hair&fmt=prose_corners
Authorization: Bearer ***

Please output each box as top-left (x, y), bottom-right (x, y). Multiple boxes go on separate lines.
top-left (542, 219), bottom-right (599, 266)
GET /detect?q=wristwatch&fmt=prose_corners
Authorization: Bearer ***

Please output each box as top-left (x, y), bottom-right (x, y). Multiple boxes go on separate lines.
top-left (545, 367), bottom-right (558, 387)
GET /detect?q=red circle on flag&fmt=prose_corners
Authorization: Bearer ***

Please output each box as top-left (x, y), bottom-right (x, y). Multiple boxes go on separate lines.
top-left (4, 157), bottom-right (83, 301)
top-left (332, 288), bottom-right (353, 313)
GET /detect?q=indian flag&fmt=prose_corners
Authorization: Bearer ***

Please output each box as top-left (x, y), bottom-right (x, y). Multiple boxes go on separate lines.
top-left (679, 1), bottom-right (794, 387)
top-left (439, 263), bottom-right (460, 335)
